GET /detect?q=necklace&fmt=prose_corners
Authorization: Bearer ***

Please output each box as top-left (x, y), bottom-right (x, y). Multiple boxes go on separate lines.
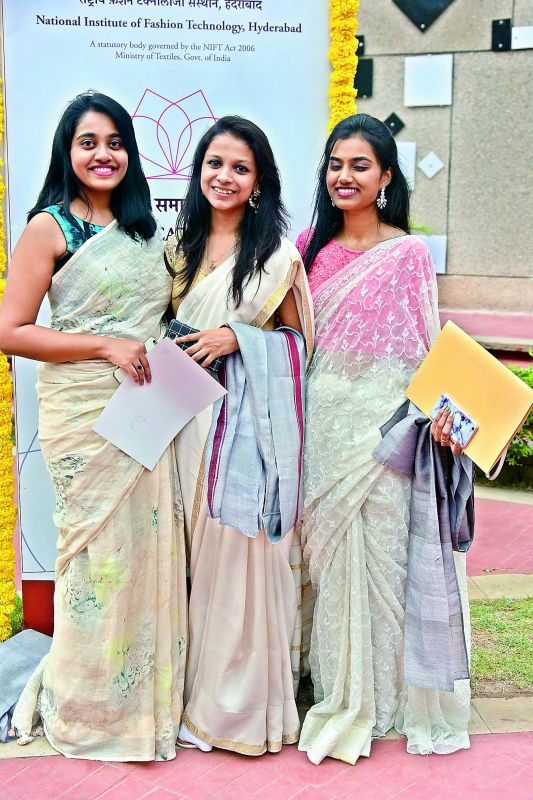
top-left (204, 237), bottom-right (238, 272)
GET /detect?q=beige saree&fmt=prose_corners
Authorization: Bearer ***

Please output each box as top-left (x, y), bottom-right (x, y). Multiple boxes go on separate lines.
top-left (166, 236), bottom-right (314, 755)
top-left (13, 223), bottom-right (188, 761)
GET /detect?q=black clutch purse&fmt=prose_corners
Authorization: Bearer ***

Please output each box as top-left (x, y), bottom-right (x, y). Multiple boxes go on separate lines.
top-left (165, 319), bottom-right (224, 376)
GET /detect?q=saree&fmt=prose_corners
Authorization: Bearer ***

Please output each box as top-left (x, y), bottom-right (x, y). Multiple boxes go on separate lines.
top-left (12, 222), bottom-right (188, 762)
top-left (167, 236), bottom-right (314, 755)
top-left (298, 235), bottom-right (471, 766)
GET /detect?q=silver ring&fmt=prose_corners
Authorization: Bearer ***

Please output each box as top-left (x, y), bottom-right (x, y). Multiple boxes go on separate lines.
top-left (136, 362), bottom-right (143, 370)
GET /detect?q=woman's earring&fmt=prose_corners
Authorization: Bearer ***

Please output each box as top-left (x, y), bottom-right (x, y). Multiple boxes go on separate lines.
top-left (331, 196), bottom-right (336, 207)
top-left (249, 188), bottom-right (261, 211)
top-left (376, 186), bottom-right (387, 210)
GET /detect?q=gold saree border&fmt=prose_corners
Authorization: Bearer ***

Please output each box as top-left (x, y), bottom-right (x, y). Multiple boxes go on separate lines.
top-left (190, 440), bottom-right (207, 539)
top-left (182, 711), bottom-right (299, 756)
top-left (250, 261), bottom-right (293, 329)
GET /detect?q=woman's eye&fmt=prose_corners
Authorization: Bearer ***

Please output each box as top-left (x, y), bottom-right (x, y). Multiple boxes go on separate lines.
top-left (235, 165), bottom-right (249, 174)
top-left (81, 140), bottom-right (95, 148)
top-left (207, 159), bottom-right (221, 168)
top-left (109, 140), bottom-right (123, 149)
top-left (329, 164), bottom-right (341, 172)
top-left (354, 166), bottom-right (367, 172)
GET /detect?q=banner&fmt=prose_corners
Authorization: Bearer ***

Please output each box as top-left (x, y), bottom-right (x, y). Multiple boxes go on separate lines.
top-left (2, 0), bottom-right (329, 579)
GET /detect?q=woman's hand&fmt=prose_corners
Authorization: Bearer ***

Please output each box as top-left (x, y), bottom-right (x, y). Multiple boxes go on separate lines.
top-left (176, 326), bottom-right (239, 368)
top-left (101, 338), bottom-right (151, 384)
top-left (430, 408), bottom-right (462, 456)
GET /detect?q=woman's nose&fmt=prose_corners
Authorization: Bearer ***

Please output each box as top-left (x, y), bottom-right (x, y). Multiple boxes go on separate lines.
top-left (94, 143), bottom-right (112, 161)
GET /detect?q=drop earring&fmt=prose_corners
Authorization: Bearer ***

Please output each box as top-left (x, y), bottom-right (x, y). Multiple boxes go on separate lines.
top-left (249, 187), bottom-right (261, 211)
top-left (331, 196), bottom-right (336, 207)
top-left (376, 186), bottom-right (387, 210)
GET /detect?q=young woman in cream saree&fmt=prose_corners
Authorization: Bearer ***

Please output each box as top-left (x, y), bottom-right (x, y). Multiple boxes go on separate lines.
top-left (165, 116), bottom-right (314, 756)
top-left (296, 114), bottom-right (471, 766)
top-left (0, 93), bottom-right (187, 761)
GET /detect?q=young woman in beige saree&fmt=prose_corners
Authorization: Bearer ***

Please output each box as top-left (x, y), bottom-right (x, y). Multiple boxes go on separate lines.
top-left (0, 93), bottom-right (187, 761)
top-left (296, 115), bottom-right (470, 766)
top-left (165, 117), bottom-right (314, 756)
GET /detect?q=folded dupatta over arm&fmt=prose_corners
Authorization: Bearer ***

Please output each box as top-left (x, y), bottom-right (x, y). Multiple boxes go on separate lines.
top-left (205, 323), bottom-right (306, 542)
top-left (299, 236), bottom-right (471, 766)
top-left (168, 236), bottom-right (315, 756)
top-left (374, 401), bottom-right (474, 692)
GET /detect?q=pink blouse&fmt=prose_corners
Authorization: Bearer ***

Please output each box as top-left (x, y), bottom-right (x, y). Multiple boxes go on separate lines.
top-left (296, 229), bottom-right (363, 297)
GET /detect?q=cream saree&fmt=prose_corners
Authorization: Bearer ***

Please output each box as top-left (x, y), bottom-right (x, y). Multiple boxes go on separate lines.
top-left (13, 223), bottom-right (188, 762)
top-left (167, 236), bottom-right (314, 755)
top-left (299, 235), bottom-right (470, 766)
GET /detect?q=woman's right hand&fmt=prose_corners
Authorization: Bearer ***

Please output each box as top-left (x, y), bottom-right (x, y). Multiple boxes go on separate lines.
top-left (430, 408), bottom-right (462, 456)
top-left (101, 338), bottom-right (152, 384)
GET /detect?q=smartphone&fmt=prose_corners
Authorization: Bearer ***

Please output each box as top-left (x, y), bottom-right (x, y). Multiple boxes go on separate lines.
top-left (113, 337), bottom-right (157, 384)
top-left (430, 393), bottom-right (478, 448)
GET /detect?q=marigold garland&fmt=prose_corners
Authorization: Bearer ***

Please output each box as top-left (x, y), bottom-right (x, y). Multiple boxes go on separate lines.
top-left (329, 0), bottom-right (360, 131)
top-left (0, 77), bottom-right (17, 642)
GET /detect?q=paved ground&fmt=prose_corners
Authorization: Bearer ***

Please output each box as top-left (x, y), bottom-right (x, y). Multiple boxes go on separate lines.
top-left (467, 489), bottom-right (533, 577)
top-left (2, 732), bottom-right (533, 800)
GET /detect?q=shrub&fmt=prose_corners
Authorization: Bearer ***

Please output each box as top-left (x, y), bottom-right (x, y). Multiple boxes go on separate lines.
top-left (477, 362), bottom-right (533, 489)
top-left (506, 363), bottom-right (533, 468)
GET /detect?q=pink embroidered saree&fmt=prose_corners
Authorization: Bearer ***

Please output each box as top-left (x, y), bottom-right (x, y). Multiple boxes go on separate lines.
top-left (299, 235), bottom-right (471, 765)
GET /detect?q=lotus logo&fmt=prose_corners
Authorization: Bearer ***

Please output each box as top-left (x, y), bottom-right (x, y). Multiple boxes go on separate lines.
top-left (132, 88), bottom-right (217, 181)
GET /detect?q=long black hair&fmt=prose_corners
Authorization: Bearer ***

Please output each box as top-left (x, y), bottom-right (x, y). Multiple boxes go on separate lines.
top-left (28, 91), bottom-right (157, 241)
top-left (302, 113), bottom-right (410, 272)
top-left (175, 115), bottom-right (288, 308)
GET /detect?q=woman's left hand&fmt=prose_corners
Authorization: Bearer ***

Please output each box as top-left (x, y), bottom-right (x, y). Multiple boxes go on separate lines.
top-left (430, 408), bottom-right (462, 456)
top-left (176, 326), bottom-right (239, 368)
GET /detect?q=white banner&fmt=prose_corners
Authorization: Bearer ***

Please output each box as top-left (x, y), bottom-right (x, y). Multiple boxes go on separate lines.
top-left (2, 0), bottom-right (329, 579)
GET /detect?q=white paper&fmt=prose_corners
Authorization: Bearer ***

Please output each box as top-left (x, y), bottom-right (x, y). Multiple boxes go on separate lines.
top-left (404, 54), bottom-right (453, 107)
top-left (93, 339), bottom-right (227, 470)
top-left (416, 234), bottom-right (448, 275)
top-left (397, 141), bottom-right (417, 189)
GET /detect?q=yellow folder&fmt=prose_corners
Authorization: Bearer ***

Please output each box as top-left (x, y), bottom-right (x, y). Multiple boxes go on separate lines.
top-left (406, 321), bottom-right (533, 475)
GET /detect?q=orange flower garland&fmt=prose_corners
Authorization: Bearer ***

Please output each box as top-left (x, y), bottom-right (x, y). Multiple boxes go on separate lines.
top-left (329, 0), bottom-right (360, 131)
top-left (0, 78), bottom-right (17, 642)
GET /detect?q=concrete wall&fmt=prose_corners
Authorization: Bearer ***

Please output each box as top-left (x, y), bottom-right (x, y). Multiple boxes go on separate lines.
top-left (357, 0), bottom-right (533, 313)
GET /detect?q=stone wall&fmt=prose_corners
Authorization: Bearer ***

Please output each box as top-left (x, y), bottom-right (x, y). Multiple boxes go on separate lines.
top-left (357, 0), bottom-right (533, 313)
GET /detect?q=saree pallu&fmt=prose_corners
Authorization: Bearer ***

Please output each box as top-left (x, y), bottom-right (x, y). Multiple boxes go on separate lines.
top-left (168, 236), bottom-right (314, 755)
top-left (13, 223), bottom-right (187, 761)
top-left (299, 236), bottom-right (471, 766)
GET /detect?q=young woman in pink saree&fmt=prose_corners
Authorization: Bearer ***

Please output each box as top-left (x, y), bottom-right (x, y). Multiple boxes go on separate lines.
top-left (296, 114), bottom-right (470, 766)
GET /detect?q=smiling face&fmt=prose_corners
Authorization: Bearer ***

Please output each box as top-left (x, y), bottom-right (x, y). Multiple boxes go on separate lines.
top-left (70, 110), bottom-right (128, 198)
top-left (326, 134), bottom-right (391, 213)
top-left (200, 133), bottom-right (258, 215)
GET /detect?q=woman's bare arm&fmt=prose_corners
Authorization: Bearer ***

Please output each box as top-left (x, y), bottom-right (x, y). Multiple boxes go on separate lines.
top-left (277, 288), bottom-right (302, 332)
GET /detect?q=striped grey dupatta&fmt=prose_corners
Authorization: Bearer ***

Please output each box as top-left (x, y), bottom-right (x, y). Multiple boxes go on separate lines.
top-left (374, 401), bottom-right (474, 692)
top-left (204, 322), bottom-right (306, 542)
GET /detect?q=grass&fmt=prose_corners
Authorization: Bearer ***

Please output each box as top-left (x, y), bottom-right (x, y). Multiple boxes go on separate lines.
top-left (9, 593), bottom-right (23, 636)
top-left (470, 597), bottom-right (533, 696)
